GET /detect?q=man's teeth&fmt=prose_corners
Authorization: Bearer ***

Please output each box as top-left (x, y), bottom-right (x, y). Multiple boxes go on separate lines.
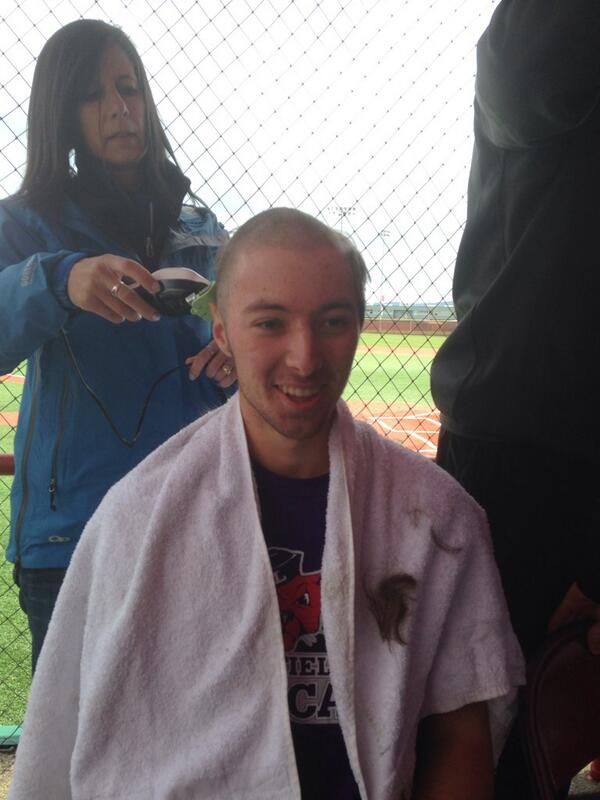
top-left (280, 386), bottom-right (318, 398)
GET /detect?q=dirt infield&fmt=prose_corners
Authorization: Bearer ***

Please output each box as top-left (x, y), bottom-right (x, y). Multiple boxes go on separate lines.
top-left (347, 399), bottom-right (440, 457)
top-left (0, 405), bottom-right (438, 455)
top-left (0, 375), bottom-right (24, 385)
top-left (355, 344), bottom-right (438, 358)
top-left (1, 375), bottom-right (23, 427)
top-left (0, 375), bottom-right (439, 456)
top-left (0, 407), bottom-right (439, 453)
top-left (0, 752), bottom-right (14, 800)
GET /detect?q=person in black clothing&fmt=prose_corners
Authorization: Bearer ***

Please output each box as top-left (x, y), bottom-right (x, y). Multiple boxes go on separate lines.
top-left (430, 1), bottom-right (600, 797)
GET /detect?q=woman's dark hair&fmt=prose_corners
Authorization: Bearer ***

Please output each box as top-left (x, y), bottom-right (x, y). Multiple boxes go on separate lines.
top-left (17, 19), bottom-right (181, 211)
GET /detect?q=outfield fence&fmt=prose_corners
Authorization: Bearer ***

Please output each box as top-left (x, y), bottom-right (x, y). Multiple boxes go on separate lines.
top-left (0, 0), bottom-right (498, 768)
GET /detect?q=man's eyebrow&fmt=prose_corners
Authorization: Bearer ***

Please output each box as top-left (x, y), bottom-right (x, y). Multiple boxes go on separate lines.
top-left (242, 300), bottom-right (356, 314)
top-left (318, 301), bottom-right (356, 313)
top-left (242, 302), bottom-right (289, 314)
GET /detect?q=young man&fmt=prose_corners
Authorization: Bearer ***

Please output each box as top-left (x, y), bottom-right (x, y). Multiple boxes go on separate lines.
top-left (10, 209), bottom-right (523, 800)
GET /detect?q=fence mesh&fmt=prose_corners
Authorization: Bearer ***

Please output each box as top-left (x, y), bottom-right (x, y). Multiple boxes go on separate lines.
top-left (0, 0), bottom-right (498, 772)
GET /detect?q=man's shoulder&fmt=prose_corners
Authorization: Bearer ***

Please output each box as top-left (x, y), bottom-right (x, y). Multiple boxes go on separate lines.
top-left (99, 402), bottom-right (229, 524)
top-left (345, 409), bottom-right (456, 485)
top-left (72, 398), bottom-right (246, 588)
top-left (342, 410), bottom-right (488, 546)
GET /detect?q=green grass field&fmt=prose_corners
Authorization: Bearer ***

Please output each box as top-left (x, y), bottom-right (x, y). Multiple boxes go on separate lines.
top-left (0, 331), bottom-right (444, 726)
top-left (0, 469), bottom-right (30, 728)
top-left (360, 331), bottom-right (446, 350)
top-left (0, 384), bottom-right (20, 415)
top-left (345, 332), bottom-right (443, 408)
top-left (0, 368), bottom-right (32, 727)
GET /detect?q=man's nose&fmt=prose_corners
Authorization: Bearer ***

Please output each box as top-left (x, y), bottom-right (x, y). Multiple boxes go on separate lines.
top-left (285, 327), bottom-right (322, 375)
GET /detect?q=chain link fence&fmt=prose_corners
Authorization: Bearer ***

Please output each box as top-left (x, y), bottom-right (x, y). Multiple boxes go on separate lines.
top-left (0, 0), bottom-right (498, 776)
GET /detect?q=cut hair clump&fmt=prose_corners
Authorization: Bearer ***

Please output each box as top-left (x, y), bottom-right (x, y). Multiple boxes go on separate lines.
top-left (366, 573), bottom-right (417, 645)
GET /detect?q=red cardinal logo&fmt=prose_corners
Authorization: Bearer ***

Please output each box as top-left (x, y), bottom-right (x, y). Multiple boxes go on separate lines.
top-left (269, 548), bottom-right (322, 651)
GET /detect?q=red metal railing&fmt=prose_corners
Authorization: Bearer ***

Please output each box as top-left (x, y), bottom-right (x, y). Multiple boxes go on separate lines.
top-left (0, 451), bottom-right (22, 749)
top-left (0, 455), bottom-right (15, 475)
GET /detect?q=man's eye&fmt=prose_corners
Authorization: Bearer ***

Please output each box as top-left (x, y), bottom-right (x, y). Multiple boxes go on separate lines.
top-left (322, 316), bottom-right (351, 331)
top-left (256, 319), bottom-right (283, 331)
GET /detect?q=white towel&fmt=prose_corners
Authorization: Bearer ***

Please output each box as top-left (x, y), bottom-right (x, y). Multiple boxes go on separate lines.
top-left (10, 395), bottom-right (524, 799)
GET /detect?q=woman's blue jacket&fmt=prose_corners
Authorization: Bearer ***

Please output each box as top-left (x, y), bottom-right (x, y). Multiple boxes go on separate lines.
top-left (0, 196), bottom-right (228, 568)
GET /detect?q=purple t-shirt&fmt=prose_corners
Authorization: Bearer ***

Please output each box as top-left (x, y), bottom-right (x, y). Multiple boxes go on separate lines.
top-left (253, 461), bottom-right (361, 800)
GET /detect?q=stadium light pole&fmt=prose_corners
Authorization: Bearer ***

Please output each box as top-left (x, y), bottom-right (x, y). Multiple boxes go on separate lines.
top-left (327, 204), bottom-right (356, 234)
top-left (377, 229), bottom-right (390, 333)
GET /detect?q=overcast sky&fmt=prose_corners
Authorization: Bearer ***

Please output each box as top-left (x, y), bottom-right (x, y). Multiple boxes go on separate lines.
top-left (0, 0), bottom-right (498, 303)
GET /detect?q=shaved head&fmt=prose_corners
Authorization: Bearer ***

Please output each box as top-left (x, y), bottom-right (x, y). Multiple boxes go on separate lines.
top-left (215, 208), bottom-right (368, 322)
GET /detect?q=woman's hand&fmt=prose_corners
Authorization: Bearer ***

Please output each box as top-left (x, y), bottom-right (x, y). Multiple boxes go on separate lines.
top-left (67, 254), bottom-right (162, 323)
top-left (186, 341), bottom-right (237, 388)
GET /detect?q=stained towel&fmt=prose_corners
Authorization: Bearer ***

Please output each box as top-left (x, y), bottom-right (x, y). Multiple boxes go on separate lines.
top-left (9, 395), bottom-right (524, 799)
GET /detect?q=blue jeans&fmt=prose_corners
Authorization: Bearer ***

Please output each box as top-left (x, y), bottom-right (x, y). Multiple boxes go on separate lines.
top-left (14, 565), bottom-right (66, 674)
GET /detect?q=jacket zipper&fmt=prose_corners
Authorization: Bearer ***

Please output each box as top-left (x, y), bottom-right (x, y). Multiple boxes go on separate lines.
top-left (49, 373), bottom-right (69, 511)
top-left (145, 201), bottom-right (155, 262)
top-left (13, 350), bottom-right (42, 566)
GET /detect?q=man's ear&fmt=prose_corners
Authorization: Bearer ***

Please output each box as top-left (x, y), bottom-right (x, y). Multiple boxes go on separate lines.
top-left (211, 302), bottom-right (232, 357)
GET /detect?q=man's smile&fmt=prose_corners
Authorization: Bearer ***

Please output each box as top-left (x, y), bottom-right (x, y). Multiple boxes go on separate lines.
top-left (277, 384), bottom-right (321, 399)
top-left (275, 383), bottom-right (326, 409)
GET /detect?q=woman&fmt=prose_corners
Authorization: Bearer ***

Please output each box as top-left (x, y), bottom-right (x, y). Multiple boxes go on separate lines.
top-left (0, 19), bottom-right (235, 671)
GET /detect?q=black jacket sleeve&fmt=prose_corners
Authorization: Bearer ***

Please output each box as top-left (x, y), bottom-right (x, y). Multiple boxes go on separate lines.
top-left (476, 0), bottom-right (600, 148)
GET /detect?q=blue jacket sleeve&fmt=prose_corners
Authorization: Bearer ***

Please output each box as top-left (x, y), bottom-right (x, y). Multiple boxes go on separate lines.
top-left (178, 206), bottom-right (226, 337)
top-left (179, 209), bottom-right (237, 397)
top-left (476, 0), bottom-right (600, 148)
top-left (0, 203), bottom-right (85, 374)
